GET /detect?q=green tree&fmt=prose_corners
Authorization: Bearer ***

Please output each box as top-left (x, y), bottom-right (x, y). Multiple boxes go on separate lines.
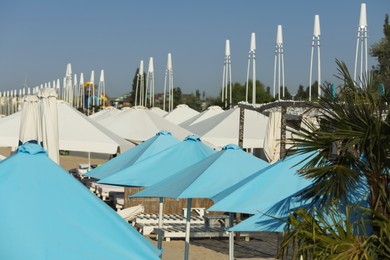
top-left (295, 84), bottom-right (307, 100)
top-left (173, 87), bottom-right (182, 106)
top-left (370, 14), bottom-right (390, 87)
top-left (282, 60), bottom-right (390, 259)
top-left (130, 68), bottom-right (146, 106)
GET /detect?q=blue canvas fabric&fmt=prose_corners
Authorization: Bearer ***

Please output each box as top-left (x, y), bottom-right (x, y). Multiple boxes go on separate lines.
top-left (86, 131), bottom-right (179, 180)
top-left (132, 144), bottom-right (269, 199)
top-left (229, 179), bottom-right (369, 232)
top-left (208, 152), bottom-right (317, 214)
top-left (0, 143), bottom-right (160, 259)
top-left (98, 135), bottom-right (216, 187)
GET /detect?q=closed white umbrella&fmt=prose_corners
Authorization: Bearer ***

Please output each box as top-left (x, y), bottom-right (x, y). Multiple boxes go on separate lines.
top-left (38, 88), bottom-right (59, 164)
top-left (19, 95), bottom-right (41, 145)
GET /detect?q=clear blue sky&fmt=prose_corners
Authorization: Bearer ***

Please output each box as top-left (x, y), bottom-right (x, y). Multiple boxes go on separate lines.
top-left (0, 0), bottom-right (389, 98)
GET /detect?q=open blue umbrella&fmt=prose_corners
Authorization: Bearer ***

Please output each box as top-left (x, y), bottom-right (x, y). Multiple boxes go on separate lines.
top-left (0, 143), bottom-right (160, 259)
top-left (132, 144), bottom-right (269, 260)
top-left (98, 135), bottom-right (215, 187)
top-left (229, 177), bottom-right (369, 233)
top-left (98, 134), bottom-right (216, 253)
top-left (86, 131), bottom-right (179, 180)
top-left (208, 152), bottom-right (316, 214)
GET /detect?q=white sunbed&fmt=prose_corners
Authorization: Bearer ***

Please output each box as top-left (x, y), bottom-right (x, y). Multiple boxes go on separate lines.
top-left (117, 204), bottom-right (144, 223)
top-left (95, 184), bottom-right (124, 201)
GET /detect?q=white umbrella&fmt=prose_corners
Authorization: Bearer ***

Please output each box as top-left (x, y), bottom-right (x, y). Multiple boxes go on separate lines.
top-left (19, 95), bottom-right (41, 145)
top-left (38, 88), bottom-right (59, 163)
top-left (164, 104), bottom-right (199, 125)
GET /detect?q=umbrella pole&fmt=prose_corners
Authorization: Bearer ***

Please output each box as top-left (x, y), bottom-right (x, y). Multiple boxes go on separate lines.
top-left (184, 198), bottom-right (192, 260)
top-left (157, 197), bottom-right (164, 252)
top-left (229, 212), bottom-right (234, 260)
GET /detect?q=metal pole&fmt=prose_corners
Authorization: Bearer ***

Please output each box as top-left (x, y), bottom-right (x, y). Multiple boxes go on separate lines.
top-left (184, 198), bottom-right (192, 260)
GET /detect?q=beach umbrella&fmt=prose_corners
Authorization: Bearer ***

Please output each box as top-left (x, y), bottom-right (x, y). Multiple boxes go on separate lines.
top-left (0, 101), bottom-right (134, 154)
top-left (186, 107), bottom-right (269, 149)
top-left (38, 88), bottom-right (59, 163)
top-left (98, 135), bottom-right (215, 253)
top-left (18, 95), bottom-right (41, 145)
top-left (263, 111), bottom-right (281, 163)
top-left (132, 144), bottom-right (268, 199)
top-left (164, 104), bottom-right (200, 125)
top-left (86, 131), bottom-right (180, 180)
top-left (179, 105), bottom-right (224, 129)
top-left (149, 106), bottom-right (168, 117)
top-left (229, 177), bottom-right (369, 233)
top-left (132, 144), bottom-right (269, 260)
top-left (89, 106), bottom-right (120, 122)
top-left (0, 143), bottom-right (160, 259)
top-left (98, 135), bottom-right (215, 187)
top-left (208, 152), bottom-right (316, 215)
top-left (98, 106), bottom-right (194, 144)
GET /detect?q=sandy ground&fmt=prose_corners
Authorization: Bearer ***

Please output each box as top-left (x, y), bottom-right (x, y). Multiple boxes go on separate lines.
top-left (0, 147), bottom-right (279, 259)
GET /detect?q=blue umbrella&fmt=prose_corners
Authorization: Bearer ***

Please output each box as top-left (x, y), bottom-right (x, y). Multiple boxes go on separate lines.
top-left (132, 144), bottom-right (269, 260)
top-left (208, 152), bottom-right (316, 214)
top-left (0, 143), bottom-right (160, 259)
top-left (98, 135), bottom-right (216, 187)
top-left (86, 131), bottom-right (179, 180)
top-left (132, 144), bottom-right (268, 199)
top-left (98, 134), bottom-right (215, 253)
top-left (230, 178), bottom-right (369, 233)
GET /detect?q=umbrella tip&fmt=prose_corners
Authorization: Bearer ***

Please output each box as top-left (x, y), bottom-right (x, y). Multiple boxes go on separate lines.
top-left (156, 131), bottom-right (172, 136)
top-left (184, 135), bottom-right (201, 142)
top-left (222, 144), bottom-right (242, 151)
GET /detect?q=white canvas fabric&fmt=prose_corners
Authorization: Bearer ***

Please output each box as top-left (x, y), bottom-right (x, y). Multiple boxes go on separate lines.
top-left (0, 100), bottom-right (133, 154)
top-left (163, 104), bottom-right (199, 125)
top-left (89, 106), bottom-right (120, 122)
top-left (186, 107), bottom-right (269, 149)
top-left (99, 106), bottom-right (193, 144)
top-left (263, 111), bottom-right (281, 163)
top-left (180, 106), bottom-right (224, 129)
top-left (38, 88), bottom-right (59, 163)
top-left (149, 107), bottom-right (168, 117)
top-left (19, 95), bottom-right (42, 145)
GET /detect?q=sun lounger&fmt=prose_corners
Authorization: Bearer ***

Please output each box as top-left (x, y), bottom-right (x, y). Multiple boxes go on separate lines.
top-left (95, 184), bottom-right (124, 201)
top-left (117, 204), bottom-right (144, 222)
top-left (109, 191), bottom-right (125, 211)
top-left (135, 213), bottom-right (204, 235)
top-left (154, 224), bottom-right (250, 242)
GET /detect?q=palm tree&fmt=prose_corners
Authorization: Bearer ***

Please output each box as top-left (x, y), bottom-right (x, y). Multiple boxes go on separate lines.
top-left (281, 60), bottom-right (390, 258)
top-left (289, 59), bottom-right (389, 217)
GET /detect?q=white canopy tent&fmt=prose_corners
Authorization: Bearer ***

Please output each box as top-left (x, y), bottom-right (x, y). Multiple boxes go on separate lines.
top-left (0, 100), bottom-right (133, 154)
top-left (185, 107), bottom-right (269, 149)
top-left (163, 104), bottom-right (200, 125)
top-left (98, 106), bottom-right (193, 144)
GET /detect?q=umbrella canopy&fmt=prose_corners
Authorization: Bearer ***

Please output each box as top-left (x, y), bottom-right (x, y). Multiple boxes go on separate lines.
top-left (0, 143), bottom-right (160, 259)
top-left (86, 131), bottom-right (180, 180)
top-left (208, 152), bottom-right (316, 214)
top-left (98, 106), bottom-right (193, 144)
top-left (186, 107), bottom-right (269, 149)
top-left (164, 104), bottom-right (200, 125)
top-left (89, 106), bottom-right (120, 122)
top-left (38, 88), bottom-right (60, 163)
top-left (0, 100), bottom-right (134, 154)
top-left (179, 105), bottom-right (224, 129)
top-left (229, 177), bottom-right (370, 232)
top-left (132, 144), bottom-right (269, 199)
top-left (19, 95), bottom-right (41, 145)
top-left (149, 106), bottom-right (168, 117)
top-left (98, 135), bottom-right (215, 187)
